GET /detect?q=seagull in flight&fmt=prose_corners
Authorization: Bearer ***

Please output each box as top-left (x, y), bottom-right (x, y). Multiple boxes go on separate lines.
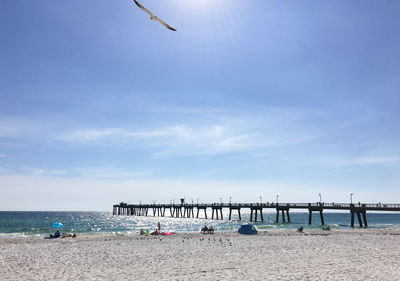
top-left (133, 0), bottom-right (177, 31)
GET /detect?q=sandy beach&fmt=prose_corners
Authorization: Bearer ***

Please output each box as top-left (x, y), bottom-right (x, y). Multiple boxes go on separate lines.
top-left (1, 228), bottom-right (400, 280)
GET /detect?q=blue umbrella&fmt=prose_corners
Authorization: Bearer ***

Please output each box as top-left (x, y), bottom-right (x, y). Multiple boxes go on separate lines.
top-left (51, 222), bottom-right (64, 228)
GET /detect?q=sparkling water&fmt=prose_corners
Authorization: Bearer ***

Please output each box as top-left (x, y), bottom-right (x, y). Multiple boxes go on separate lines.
top-left (1, 211), bottom-right (400, 238)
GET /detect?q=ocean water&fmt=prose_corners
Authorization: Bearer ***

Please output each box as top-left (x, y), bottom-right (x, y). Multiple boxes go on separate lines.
top-left (1, 211), bottom-right (400, 238)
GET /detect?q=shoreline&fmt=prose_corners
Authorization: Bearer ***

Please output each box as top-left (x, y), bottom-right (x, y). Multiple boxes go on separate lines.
top-left (1, 227), bottom-right (400, 245)
top-left (1, 225), bottom-right (400, 241)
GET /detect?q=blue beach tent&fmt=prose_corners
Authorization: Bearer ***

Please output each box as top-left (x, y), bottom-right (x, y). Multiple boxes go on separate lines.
top-left (238, 224), bottom-right (258, 235)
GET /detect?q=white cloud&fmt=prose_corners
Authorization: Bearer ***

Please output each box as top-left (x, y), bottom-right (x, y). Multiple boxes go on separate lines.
top-left (59, 128), bottom-right (124, 143)
top-left (348, 156), bottom-right (400, 165)
top-left (10, 165), bottom-right (151, 180)
top-left (21, 167), bottom-right (67, 176)
top-left (0, 153), bottom-right (6, 158)
top-left (56, 106), bottom-right (321, 156)
top-left (313, 155), bottom-right (400, 168)
top-left (78, 167), bottom-right (152, 179)
top-left (58, 123), bottom-right (297, 155)
top-left (0, 106), bottom-right (327, 157)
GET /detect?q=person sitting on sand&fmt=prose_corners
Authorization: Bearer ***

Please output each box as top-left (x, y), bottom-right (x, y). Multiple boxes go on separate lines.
top-left (50, 230), bottom-right (61, 238)
top-left (323, 226), bottom-right (331, 231)
top-left (72, 233), bottom-right (77, 238)
top-left (151, 229), bottom-right (160, 235)
top-left (208, 226), bottom-right (214, 234)
top-left (139, 229), bottom-right (145, 235)
top-left (201, 226), bottom-right (209, 234)
top-left (297, 226), bottom-right (303, 233)
top-left (62, 232), bottom-right (72, 238)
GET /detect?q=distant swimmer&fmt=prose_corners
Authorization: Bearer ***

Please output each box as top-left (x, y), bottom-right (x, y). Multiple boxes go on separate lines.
top-left (133, 0), bottom-right (177, 31)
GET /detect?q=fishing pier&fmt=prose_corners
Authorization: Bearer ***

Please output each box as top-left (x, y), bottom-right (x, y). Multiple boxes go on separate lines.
top-left (113, 202), bottom-right (400, 227)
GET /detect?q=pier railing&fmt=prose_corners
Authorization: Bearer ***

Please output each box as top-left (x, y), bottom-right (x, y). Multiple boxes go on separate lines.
top-left (115, 202), bottom-right (400, 209)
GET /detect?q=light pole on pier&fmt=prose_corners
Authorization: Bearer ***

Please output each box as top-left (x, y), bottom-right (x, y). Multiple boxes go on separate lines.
top-left (318, 193), bottom-right (322, 203)
top-left (229, 196), bottom-right (232, 204)
top-left (191, 199), bottom-right (193, 204)
top-left (350, 193), bottom-right (354, 204)
top-left (276, 195), bottom-right (279, 204)
top-left (259, 196), bottom-right (262, 204)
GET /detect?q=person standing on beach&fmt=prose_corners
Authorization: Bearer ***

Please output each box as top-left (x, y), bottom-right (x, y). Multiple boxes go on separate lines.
top-left (158, 222), bottom-right (161, 232)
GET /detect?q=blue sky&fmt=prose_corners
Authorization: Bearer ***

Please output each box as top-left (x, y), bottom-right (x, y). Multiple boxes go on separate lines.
top-left (1, 0), bottom-right (399, 210)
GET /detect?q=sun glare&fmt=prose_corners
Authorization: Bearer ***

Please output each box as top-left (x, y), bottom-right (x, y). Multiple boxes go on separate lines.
top-left (179, 0), bottom-right (221, 11)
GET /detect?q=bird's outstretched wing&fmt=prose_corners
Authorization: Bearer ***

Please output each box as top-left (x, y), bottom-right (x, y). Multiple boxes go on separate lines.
top-left (154, 16), bottom-right (177, 31)
top-left (133, 0), bottom-right (153, 17)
